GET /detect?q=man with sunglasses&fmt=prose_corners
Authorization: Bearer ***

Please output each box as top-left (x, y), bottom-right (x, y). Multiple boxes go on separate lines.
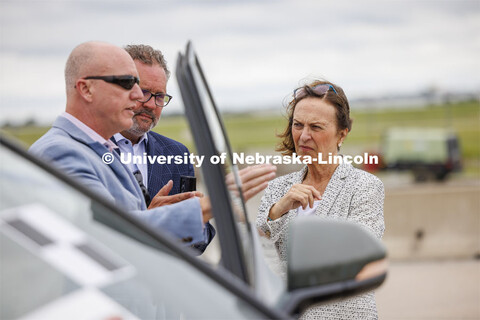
top-left (31, 41), bottom-right (276, 249)
top-left (112, 44), bottom-right (215, 252)
top-left (30, 41), bottom-right (215, 245)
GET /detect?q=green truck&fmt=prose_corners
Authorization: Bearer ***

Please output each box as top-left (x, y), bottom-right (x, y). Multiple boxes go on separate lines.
top-left (382, 128), bottom-right (462, 181)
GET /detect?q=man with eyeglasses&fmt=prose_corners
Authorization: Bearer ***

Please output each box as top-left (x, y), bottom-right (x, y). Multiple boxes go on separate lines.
top-left (112, 44), bottom-right (215, 252)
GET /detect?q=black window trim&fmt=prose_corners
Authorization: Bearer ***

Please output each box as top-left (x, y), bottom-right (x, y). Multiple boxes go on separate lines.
top-left (175, 43), bottom-right (251, 283)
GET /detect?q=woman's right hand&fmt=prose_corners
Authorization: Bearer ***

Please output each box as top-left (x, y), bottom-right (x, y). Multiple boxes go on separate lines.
top-left (268, 184), bottom-right (321, 220)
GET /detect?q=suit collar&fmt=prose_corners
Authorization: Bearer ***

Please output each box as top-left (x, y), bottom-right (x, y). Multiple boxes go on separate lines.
top-left (91, 142), bottom-right (147, 209)
top-left (112, 132), bottom-right (149, 146)
top-left (53, 116), bottom-right (146, 208)
top-left (145, 131), bottom-right (161, 153)
top-left (53, 116), bottom-right (95, 145)
top-left (59, 112), bottom-right (117, 151)
top-left (291, 163), bottom-right (353, 217)
top-left (145, 131), bottom-right (163, 183)
top-left (289, 162), bottom-right (352, 184)
top-left (317, 162), bottom-right (352, 216)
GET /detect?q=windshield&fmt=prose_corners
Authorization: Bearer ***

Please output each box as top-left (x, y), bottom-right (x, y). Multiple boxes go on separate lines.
top-left (0, 140), bottom-right (279, 319)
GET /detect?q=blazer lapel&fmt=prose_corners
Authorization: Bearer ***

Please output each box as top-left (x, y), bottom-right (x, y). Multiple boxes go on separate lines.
top-left (110, 136), bottom-right (118, 150)
top-left (145, 132), bottom-right (155, 184)
top-left (145, 132), bottom-right (166, 195)
top-left (317, 163), bottom-right (351, 217)
top-left (109, 136), bottom-right (122, 157)
top-left (283, 167), bottom-right (307, 220)
top-left (87, 141), bottom-right (144, 200)
top-left (53, 117), bottom-right (145, 205)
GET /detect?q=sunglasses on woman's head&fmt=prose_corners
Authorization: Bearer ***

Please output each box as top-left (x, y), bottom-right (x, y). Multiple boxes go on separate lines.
top-left (83, 75), bottom-right (140, 90)
top-left (293, 84), bottom-right (337, 102)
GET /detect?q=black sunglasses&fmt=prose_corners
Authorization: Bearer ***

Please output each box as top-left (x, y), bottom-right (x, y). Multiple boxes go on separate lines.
top-left (84, 75), bottom-right (140, 90)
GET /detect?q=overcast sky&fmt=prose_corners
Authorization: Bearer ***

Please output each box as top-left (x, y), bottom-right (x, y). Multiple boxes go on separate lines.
top-left (1, 0), bottom-right (479, 125)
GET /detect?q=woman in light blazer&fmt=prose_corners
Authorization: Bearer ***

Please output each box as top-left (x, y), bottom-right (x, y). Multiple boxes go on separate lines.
top-left (256, 80), bottom-right (385, 320)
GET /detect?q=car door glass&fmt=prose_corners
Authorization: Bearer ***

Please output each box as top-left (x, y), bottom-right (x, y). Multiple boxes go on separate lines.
top-left (181, 45), bottom-right (257, 283)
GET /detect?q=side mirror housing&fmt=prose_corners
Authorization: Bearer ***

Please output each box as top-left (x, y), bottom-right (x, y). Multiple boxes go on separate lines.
top-left (280, 217), bottom-right (387, 316)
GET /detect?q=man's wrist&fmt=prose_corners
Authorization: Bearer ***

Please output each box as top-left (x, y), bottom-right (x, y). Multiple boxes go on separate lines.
top-left (200, 197), bottom-right (212, 223)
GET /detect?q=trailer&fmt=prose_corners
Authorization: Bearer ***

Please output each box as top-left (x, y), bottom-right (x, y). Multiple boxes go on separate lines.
top-left (381, 128), bottom-right (462, 181)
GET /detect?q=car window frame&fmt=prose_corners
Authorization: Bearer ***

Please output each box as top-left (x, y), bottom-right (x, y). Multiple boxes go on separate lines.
top-left (175, 44), bottom-right (251, 283)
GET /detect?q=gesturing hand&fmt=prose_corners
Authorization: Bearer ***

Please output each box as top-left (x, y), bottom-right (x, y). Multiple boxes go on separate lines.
top-left (226, 164), bottom-right (277, 202)
top-left (148, 180), bottom-right (203, 209)
top-left (268, 184), bottom-right (321, 220)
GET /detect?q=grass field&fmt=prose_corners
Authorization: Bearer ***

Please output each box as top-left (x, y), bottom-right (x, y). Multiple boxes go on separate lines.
top-left (156, 101), bottom-right (480, 175)
top-left (2, 100), bottom-right (479, 175)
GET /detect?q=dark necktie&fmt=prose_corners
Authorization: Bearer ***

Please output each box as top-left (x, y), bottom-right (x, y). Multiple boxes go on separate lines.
top-left (110, 143), bottom-right (151, 207)
top-left (133, 169), bottom-right (151, 207)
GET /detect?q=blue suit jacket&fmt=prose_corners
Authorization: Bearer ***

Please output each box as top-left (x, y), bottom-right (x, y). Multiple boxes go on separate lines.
top-left (29, 116), bottom-right (205, 245)
top-left (144, 131), bottom-right (215, 252)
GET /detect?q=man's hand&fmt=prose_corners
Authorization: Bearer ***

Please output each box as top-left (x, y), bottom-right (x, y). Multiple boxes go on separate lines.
top-left (197, 164), bottom-right (277, 223)
top-left (148, 180), bottom-right (203, 209)
top-left (151, 165), bottom-right (276, 222)
top-left (199, 197), bottom-right (212, 223)
top-left (226, 164), bottom-right (277, 201)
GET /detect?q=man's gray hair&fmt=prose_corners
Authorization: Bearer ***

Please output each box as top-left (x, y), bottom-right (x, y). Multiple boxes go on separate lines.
top-left (124, 44), bottom-right (170, 79)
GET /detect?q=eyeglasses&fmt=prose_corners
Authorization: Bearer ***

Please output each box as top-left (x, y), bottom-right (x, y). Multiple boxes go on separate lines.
top-left (293, 84), bottom-right (337, 102)
top-left (84, 75), bottom-right (140, 90)
top-left (138, 89), bottom-right (172, 107)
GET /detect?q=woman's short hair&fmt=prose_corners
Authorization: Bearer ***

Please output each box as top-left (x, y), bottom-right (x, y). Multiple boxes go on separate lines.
top-left (277, 80), bottom-right (353, 155)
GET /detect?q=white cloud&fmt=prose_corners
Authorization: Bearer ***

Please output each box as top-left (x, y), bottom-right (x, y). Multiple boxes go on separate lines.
top-left (0, 0), bottom-right (479, 123)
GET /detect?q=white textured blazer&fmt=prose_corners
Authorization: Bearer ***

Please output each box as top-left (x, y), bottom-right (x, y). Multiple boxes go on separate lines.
top-left (256, 162), bottom-right (385, 320)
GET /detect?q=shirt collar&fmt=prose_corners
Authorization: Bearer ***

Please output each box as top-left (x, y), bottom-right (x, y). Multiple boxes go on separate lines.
top-left (113, 132), bottom-right (148, 146)
top-left (61, 112), bottom-right (118, 152)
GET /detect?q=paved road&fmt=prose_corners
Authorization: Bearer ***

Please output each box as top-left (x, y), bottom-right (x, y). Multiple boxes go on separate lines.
top-left (244, 174), bottom-right (480, 319)
top-left (376, 259), bottom-right (480, 319)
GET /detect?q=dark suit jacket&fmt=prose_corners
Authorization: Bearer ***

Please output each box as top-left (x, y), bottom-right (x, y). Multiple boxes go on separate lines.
top-left (145, 131), bottom-right (194, 197)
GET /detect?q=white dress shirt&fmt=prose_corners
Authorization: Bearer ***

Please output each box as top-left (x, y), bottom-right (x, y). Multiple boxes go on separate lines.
top-left (113, 132), bottom-right (148, 188)
top-left (296, 200), bottom-right (321, 217)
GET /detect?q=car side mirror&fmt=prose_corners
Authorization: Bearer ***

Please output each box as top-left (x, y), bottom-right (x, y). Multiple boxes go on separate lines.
top-left (279, 217), bottom-right (387, 316)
